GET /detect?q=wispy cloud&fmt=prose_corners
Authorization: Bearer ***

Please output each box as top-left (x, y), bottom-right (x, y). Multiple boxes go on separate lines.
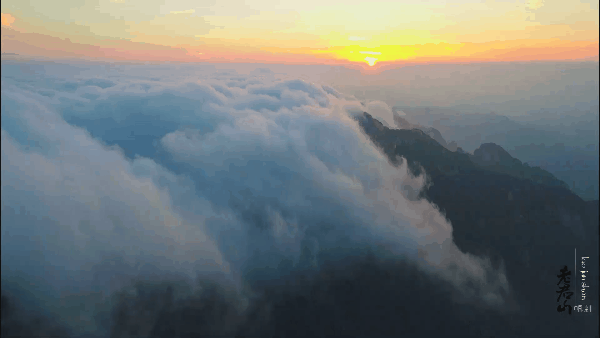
top-left (170, 9), bottom-right (196, 15)
top-left (527, 0), bottom-right (544, 10)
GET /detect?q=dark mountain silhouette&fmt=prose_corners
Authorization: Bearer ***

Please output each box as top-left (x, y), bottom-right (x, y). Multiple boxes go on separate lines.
top-left (393, 112), bottom-right (450, 148)
top-left (508, 143), bottom-right (599, 201)
top-left (393, 105), bottom-right (599, 201)
top-left (355, 111), bottom-right (599, 336)
top-left (470, 143), bottom-right (569, 188)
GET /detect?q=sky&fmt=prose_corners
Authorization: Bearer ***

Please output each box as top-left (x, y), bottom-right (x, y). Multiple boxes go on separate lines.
top-left (1, 2), bottom-right (598, 334)
top-left (1, 0), bottom-right (599, 68)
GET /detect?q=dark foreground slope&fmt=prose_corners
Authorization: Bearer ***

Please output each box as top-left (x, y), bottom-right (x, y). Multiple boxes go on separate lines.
top-left (357, 111), bottom-right (599, 334)
top-left (358, 111), bottom-right (598, 263)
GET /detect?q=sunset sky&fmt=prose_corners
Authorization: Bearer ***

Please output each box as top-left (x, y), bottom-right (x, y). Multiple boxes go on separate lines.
top-left (1, 0), bottom-right (599, 68)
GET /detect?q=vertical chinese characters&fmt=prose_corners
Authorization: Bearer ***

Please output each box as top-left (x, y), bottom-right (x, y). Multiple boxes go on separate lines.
top-left (557, 265), bottom-right (573, 314)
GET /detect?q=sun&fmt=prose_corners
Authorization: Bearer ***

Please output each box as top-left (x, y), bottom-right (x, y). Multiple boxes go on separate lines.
top-left (365, 57), bottom-right (377, 66)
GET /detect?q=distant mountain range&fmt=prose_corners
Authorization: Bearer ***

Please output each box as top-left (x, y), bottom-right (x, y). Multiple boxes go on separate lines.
top-left (393, 105), bottom-right (599, 153)
top-left (391, 107), bottom-right (598, 200)
top-left (385, 112), bottom-right (569, 189)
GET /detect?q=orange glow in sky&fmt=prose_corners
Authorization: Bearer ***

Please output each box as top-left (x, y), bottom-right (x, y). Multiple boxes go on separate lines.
top-left (1, 12), bottom-right (15, 27)
top-left (1, 0), bottom-right (598, 68)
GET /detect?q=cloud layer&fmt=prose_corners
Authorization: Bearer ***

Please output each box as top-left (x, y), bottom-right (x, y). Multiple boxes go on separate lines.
top-left (1, 60), bottom-right (510, 336)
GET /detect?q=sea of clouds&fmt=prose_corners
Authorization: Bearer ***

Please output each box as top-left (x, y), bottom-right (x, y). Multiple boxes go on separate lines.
top-left (1, 61), bottom-right (510, 336)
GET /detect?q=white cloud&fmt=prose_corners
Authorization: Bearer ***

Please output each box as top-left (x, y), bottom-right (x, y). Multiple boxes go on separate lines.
top-left (1, 86), bottom-right (231, 296)
top-left (366, 100), bottom-right (397, 128)
top-left (1, 62), bottom-right (511, 335)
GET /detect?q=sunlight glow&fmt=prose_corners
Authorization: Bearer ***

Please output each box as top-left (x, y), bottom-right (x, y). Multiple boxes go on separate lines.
top-left (365, 57), bottom-right (377, 66)
top-left (1, 0), bottom-right (598, 65)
